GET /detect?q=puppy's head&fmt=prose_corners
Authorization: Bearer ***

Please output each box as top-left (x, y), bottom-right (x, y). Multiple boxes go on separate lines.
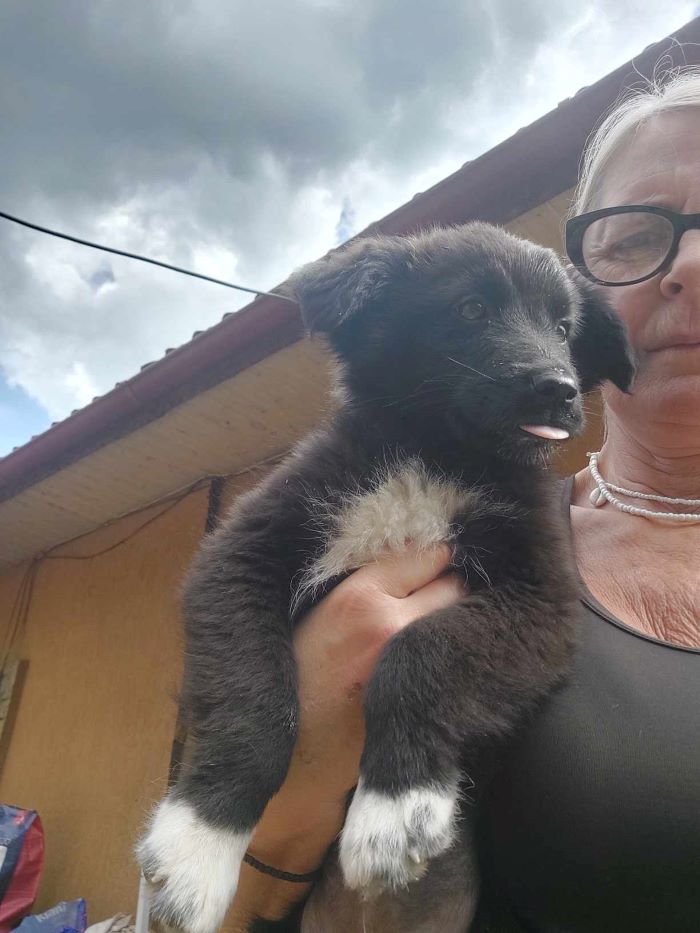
top-left (288, 223), bottom-right (635, 463)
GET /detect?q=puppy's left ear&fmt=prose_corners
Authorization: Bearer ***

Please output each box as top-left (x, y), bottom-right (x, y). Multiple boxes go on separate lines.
top-left (570, 273), bottom-right (636, 394)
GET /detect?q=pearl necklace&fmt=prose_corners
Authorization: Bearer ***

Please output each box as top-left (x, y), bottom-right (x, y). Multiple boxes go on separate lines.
top-left (587, 452), bottom-right (700, 523)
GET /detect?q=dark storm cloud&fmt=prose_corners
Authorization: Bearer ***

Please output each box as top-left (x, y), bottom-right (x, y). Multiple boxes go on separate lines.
top-left (0, 0), bottom-right (563, 212)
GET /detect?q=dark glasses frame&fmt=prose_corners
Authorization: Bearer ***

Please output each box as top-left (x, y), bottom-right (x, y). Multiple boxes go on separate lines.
top-left (565, 205), bottom-right (700, 287)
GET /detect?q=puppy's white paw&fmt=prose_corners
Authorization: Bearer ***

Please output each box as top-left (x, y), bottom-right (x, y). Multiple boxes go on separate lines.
top-left (136, 796), bottom-right (251, 933)
top-left (339, 779), bottom-right (458, 895)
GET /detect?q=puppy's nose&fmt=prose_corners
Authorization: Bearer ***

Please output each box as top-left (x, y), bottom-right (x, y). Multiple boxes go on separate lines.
top-left (530, 372), bottom-right (578, 405)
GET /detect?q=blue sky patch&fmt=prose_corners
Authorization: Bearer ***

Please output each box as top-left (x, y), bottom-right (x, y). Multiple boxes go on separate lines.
top-left (0, 372), bottom-right (52, 457)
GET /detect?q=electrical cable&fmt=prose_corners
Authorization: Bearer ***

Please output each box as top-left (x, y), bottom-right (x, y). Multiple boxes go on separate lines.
top-left (0, 209), bottom-right (298, 303)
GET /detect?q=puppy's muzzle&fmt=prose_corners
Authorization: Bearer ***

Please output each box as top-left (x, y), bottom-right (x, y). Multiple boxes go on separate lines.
top-left (529, 372), bottom-right (578, 406)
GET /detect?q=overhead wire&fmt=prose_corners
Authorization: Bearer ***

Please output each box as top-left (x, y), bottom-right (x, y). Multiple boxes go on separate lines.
top-left (0, 208), bottom-right (298, 303)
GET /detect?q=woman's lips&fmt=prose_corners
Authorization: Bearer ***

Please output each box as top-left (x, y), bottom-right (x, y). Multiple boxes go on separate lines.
top-left (650, 339), bottom-right (700, 352)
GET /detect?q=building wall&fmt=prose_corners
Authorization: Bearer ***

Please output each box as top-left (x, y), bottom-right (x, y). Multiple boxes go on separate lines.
top-left (0, 485), bottom-right (209, 921)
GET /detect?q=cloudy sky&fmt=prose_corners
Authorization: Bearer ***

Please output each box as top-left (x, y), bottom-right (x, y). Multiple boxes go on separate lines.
top-left (0, 1), bottom-right (695, 455)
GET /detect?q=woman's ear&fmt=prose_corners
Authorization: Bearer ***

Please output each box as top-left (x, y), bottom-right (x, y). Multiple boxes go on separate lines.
top-left (286, 236), bottom-right (401, 335)
top-left (569, 273), bottom-right (637, 394)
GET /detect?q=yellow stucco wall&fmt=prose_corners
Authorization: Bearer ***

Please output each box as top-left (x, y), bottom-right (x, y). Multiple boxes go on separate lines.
top-left (0, 485), bottom-right (208, 921)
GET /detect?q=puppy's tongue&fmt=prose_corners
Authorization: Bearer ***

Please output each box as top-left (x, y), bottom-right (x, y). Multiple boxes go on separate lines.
top-left (520, 425), bottom-right (570, 440)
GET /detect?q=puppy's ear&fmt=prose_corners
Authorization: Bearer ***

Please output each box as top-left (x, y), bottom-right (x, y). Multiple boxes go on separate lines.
top-left (286, 236), bottom-right (401, 335)
top-left (570, 273), bottom-right (636, 394)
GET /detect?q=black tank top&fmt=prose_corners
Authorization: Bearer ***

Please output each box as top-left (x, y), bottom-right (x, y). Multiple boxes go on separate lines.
top-left (476, 477), bottom-right (700, 933)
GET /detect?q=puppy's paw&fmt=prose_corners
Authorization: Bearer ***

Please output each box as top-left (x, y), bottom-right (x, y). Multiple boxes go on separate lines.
top-left (339, 779), bottom-right (458, 896)
top-left (136, 796), bottom-right (251, 933)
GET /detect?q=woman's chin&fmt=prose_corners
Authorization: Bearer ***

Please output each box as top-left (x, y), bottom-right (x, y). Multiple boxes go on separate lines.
top-left (605, 375), bottom-right (700, 437)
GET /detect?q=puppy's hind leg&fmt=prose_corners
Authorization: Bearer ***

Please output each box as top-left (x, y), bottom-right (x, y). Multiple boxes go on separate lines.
top-left (136, 611), bottom-right (300, 933)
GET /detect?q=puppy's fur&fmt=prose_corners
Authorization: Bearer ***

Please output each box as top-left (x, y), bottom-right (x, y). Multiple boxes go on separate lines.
top-left (137, 223), bottom-right (634, 933)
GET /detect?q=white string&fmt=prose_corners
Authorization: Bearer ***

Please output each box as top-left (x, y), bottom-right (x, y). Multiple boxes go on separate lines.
top-left (587, 452), bottom-right (700, 523)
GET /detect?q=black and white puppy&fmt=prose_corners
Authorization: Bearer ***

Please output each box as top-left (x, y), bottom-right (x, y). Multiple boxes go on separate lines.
top-left (136, 223), bottom-right (634, 933)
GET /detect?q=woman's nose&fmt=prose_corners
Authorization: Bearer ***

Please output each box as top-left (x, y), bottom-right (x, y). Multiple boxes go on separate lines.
top-left (659, 230), bottom-right (700, 300)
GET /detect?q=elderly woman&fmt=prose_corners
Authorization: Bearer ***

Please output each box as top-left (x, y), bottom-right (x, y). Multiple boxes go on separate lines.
top-left (225, 72), bottom-right (700, 933)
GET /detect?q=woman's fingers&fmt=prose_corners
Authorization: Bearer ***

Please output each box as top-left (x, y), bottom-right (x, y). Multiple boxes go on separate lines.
top-left (356, 542), bottom-right (455, 598)
top-left (403, 570), bottom-right (468, 622)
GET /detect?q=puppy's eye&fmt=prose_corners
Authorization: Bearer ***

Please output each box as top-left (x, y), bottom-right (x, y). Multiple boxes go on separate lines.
top-left (556, 321), bottom-right (571, 342)
top-left (458, 300), bottom-right (487, 322)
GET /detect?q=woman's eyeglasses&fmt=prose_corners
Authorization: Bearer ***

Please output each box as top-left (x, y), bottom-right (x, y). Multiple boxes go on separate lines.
top-left (566, 205), bottom-right (700, 286)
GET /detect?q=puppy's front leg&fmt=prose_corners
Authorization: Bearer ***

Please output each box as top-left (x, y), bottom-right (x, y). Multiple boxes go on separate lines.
top-left (340, 583), bottom-right (574, 895)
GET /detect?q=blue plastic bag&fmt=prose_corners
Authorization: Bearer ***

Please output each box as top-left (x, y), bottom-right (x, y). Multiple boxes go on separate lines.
top-left (14, 899), bottom-right (87, 933)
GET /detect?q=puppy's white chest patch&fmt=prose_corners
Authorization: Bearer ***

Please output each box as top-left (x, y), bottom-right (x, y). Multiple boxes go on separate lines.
top-left (291, 458), bottom-right (473, 612)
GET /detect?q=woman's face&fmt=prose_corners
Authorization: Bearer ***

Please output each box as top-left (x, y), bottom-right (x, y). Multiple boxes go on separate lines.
top-left (593, 110), bottom-right (700, 446)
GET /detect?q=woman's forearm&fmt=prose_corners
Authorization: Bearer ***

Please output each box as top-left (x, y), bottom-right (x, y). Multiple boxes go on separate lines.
top-left (221, 863), bottom-right (309, 932)
top-left (221, 812), bottom-right (343, 932)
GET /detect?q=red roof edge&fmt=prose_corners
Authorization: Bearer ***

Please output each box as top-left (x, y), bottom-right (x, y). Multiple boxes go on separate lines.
top-left (2, 17), bottom-right (699, 502)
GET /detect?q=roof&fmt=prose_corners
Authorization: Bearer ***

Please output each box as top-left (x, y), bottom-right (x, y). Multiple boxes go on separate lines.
top-left (0, 18), bottom-right (699, 566)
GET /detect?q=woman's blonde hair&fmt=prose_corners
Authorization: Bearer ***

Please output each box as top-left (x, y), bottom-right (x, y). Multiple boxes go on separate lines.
top-left (572, 65), bottom-right (700, 217)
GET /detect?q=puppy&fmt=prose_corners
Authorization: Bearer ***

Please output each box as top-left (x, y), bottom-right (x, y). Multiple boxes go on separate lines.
top-left (136, 223), bottom-right (634, 933)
